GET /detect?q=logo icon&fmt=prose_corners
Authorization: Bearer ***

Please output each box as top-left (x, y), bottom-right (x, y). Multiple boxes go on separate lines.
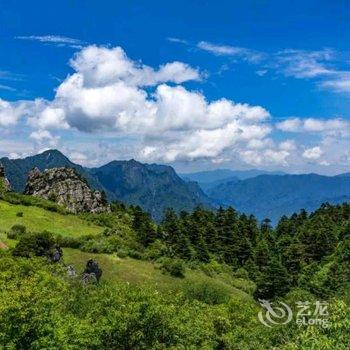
top-left (258, 299), bottom-right (293, 328)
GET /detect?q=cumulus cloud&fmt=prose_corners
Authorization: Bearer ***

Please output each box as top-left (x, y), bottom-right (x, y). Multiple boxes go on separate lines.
top-left (4, 44), bottom-right (350, 171)
top-left (0, 98), bottom-right (28, 127)
top-left (303, 146), bottom-right (323, 160)
top-left (22, 45), bottom-right (273, 163)
top-left (276, 117), bottom-right (350, 136)
top-left (69, 46), bottom-right (201, 87)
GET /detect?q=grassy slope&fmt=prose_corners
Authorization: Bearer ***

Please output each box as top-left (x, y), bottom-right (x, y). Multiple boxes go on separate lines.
top-left (0, 196), bottom-right (254, 302)
top-left (63, 248), bottom-right (254, 300)
top-left (0, 200), bottom-right (103, 237)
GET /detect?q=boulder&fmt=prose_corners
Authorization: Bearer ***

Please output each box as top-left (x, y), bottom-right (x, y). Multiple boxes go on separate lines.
top-left (82, 259), bottom-right (102, 283)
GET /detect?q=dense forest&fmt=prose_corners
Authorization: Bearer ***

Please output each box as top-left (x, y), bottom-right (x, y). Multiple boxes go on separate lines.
top-left (0, 185), bottom-right (349, 348)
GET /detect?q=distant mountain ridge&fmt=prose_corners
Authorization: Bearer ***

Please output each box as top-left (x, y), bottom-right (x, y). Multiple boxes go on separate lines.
top-left (1, 150), bottom-right (212, 220)
top-left (2, 150), bottom-right (350, 223)
top-left (208, 173), bottom-right (350, 223)
top-left (180, 168), bottom-right (286, 193)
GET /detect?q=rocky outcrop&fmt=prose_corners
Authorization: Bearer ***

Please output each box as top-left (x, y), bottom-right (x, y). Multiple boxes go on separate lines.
top-left (82, 259), bottom-right (102, 283)
top-left (0, 162), bottom-right (11, 191)
top-left (24, 167), bottom-right (108, 213)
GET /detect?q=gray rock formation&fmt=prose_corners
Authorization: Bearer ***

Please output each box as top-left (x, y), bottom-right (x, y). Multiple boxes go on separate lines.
top-left (24, 167), bottom-right (108, 213)
top-left (0, 162), bottom-right (11, 191)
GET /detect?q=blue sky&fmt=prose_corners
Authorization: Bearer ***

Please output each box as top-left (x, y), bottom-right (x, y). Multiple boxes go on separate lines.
top-left (1, 0), bottom-right (350, 174)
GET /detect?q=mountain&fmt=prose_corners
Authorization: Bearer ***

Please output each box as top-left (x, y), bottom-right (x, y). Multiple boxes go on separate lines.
top-left (88, 159), bottom-right (212, 220)
top-left (0, 149), bottom-right (99, 192)
top-left (180, 168), bottom-right (285, 193)
top-left (208, 174), bottom-right (350, 223)
top-left (1, 150), bottom-right (212, 220)
top-left (337, 172), bottom-right (350, 177)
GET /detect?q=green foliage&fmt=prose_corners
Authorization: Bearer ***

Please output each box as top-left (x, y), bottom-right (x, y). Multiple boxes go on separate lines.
top-left (12, 231), bottom-right (57, 258)
top-left (7, 224), bottom-right (27, 239)
top-left (183, 279), bottom-right (232, 305)
top-left (160, 257), bottom-right (185, 277)
top-left (143, 239), bottom-right (168, 260)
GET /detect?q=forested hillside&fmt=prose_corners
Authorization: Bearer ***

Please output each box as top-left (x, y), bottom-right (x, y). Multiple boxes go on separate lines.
top-left (0, 180), bottom-right (349, 348)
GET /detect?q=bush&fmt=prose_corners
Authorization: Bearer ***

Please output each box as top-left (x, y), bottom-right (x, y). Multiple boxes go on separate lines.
top-left (16, 212), bottom-right (24, 217)
top-left (116, 249), bottom-right (128, 258)
top-left (7, 224), bottom-right (27, 239)
top-left (13, 231), bottom-right (57, 258)
top-left (56, 235), bottom-right (82, 249)
top-left (233, 267), bottom-right (250, 279)
top-left (200, 260), bottom-right (232, 277)
top-left (160, 258), bottom-right (185, 277)
top-left (183, 279), bottom-right (232, 305)
top-left (143, 239), bottom-right (167, 260)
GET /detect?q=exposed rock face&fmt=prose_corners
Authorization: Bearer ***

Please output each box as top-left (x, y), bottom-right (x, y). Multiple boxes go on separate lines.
top-left (0, 162), bottom-right (11, 191)
top-left (24, 167), bottom-right (108, 213)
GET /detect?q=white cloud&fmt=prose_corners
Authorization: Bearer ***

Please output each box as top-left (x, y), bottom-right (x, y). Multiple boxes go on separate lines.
top-left (279, 140), bottom-right (296, 151)
top-left (16, 35), bottom-right (85, 48)
top-left (275, 49), bottom-right (350, 95)
top-left (276, 117), bottom-right (350, 136)
top-left (30, 106), bottom-right (68, 130)
top-left (240, 149), bottom-right (290, 166)
top-left (302, 146), bottom-right (323, 160)
top-left (276, 49), bottom-right (334, 78)
top-left (0, 84), bottom-right (16, 92)
top-left (1, 45), bottom-right (272, 165)
top-left (0, 98), bottom-right (28, 127)
top-left (197, 41), bottom-right (263, 63)
top-left (30, 129), bottom-right (58, 142)
top-left (4, 44), bottom-right (350, 172)
top-left (256, 69), bottom-right (268, 76)
top-left (166, 37), bottom-right (188, 44)
top-left (321, 72), bottom-right (350, 93)
top-left (276, 118), bottom-right (302, 132)
top-left (69, 45), bottom-right (201, 87)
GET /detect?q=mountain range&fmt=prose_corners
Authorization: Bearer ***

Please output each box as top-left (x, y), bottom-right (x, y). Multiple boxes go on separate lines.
top-left (0, 150), bottom-right (211, 221)
top-left (1, 150), bottom-right (350, 223)
top-left (208, 173), bottom-right (350, 223)
top-left (179, 169), bottom-right (285, 192)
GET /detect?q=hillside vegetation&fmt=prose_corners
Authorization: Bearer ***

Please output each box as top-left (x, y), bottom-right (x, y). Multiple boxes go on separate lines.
top-left (0, 187), bottom-right (350, 349)
top-left (0, 200), bottom-right (103, 237)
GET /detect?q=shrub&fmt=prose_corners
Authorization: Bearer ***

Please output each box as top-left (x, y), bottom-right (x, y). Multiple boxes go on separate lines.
top-left (116, 249), bottom-right (128, 258)
top-left (7, 224), bottom-right (27, 239)
top-left (143, 239), bottom-right (167, 260)
top-left (128, 249), bottom-right (143, 260)
top-left (183, 279), bottom-right (232, 305)
top-left (56, 235), bottom-right (82, 249)
top-left (13, 231), bottom-right (57, 258)
top-left (200, 260), bottom-right (232, 276)
top-left (233, 267), bottom-right (250, 279)
top-left (16, 212), bottom-right (24, 217)
top-left (160, 258), bottom-right (185, 277)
